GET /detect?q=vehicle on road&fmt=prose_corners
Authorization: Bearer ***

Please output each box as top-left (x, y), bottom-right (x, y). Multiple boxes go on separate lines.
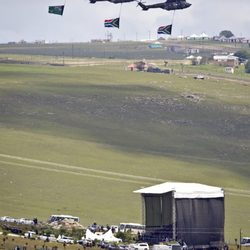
top-left (241, 237), bottom-right (250, 246)
top-left (0, 216), bottom-right (16, 223)
top-left (57, 235), bottom-right (74, 244)
top-left (194, 74), bottom-right (205, 80)
top-left (77, 238), bottom-right (93, 247)
top-left (24, 231), bottom-right (36, 239)
top-left (39, 234), bottom-right (57, 242)
top-left (129, 243), bottom-right (149, 250)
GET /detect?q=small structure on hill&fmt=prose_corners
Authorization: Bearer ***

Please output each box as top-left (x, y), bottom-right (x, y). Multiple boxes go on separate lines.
top-left (134, 182), bottom-right (225, 249)
top-left (225, 67), bottom-right (234, 74)
top-left (213, 54), bottom-right (239, 67)
top-left (128, 61), bottom-right (148, 71)
top-left (49, 218), bottom-right (85, 230)
top-left (127, 61), bottom-right (172, 74)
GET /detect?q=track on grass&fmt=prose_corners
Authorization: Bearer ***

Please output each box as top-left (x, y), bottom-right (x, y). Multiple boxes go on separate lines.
top-left (0, 153), bottom-right (165, 185)
top-left (0, 153), bottom-right (250, 198)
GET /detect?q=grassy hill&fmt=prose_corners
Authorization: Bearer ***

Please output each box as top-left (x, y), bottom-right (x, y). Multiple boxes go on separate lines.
top-left (0, 61), bottom-right (249, 242)
top-left (0, 40), bottom-right (249, 59)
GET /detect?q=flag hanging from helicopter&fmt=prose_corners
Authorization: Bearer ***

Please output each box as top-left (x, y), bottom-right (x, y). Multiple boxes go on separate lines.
top-left (104, 18), bottom-right (120, 28)
top-left (157, 25), bottom-right (172, 35)
top-left (48, 5), bottom-right (65, 16)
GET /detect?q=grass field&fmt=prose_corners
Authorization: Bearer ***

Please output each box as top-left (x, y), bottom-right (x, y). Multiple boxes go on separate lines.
top-left (0, 60), bottom-right (250, 242)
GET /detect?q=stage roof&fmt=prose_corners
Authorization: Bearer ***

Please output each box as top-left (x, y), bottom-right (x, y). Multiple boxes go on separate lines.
top-left (134, 182), bottom-right (224, 198)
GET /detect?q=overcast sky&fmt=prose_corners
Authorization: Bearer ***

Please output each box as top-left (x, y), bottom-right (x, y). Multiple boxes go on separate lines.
top-left (0, 0), bottom-right (249, 43)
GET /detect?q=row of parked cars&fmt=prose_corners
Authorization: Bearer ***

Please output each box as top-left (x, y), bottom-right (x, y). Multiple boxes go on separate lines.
top-left (22, 231), bottom-right (150, 250)
top-left (99, 242), bottom-right (149, 250)
top-left (23, 232), bottom-right (74, 244)
top-left (0, 216), bottom-right (35, 225)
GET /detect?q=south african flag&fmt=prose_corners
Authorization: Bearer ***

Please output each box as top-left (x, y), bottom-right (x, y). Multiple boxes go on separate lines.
top-left (157, 25), bottom-right (172, 35)
top-left (104, 18), bottom-right (120, 29)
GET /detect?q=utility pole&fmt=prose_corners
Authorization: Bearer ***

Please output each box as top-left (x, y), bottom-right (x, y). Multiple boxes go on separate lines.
top-left (240, 228), bottom-right (242, 250)
top-left (62, 51), bottom-right (65, 66)
top-left (148, 30), bottom-right (151, 41)
top-left (71, 43), bottom-right (74, 58)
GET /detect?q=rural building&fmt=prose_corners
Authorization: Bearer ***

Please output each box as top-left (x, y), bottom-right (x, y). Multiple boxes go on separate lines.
top-left (213, 54), bottom-right (239, 67)
top-left (225, 67), bottom-right (234, 74)
top-left (127, 61), bottom-right (148, 71)
top-left (134, 182), bottom-right (225, 248)
top-left (186, 48), bottom-right (200, 54)
top-left (213, 36), bottom-right (247, 43)
top-left (186, 55), bottom-right (203, 65)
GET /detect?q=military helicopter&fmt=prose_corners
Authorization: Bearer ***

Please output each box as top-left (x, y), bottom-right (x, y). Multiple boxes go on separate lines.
top-left (89, 0), bottom-right (134, 4)
top-left (138, 0), bottom-right (191, 11)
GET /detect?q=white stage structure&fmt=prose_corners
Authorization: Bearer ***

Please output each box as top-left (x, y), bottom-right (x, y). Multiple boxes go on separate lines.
top-left (134, 182), bottom-right (225, 248)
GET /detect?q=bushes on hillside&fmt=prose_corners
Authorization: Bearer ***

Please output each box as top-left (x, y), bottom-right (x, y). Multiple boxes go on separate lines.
top-left (234, 50), bottom-right (250, 60)
top-left (245, 61), bottom-right (250, 73)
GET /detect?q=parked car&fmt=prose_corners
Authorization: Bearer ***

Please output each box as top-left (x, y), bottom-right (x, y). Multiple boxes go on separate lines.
top-left (109, 244), bottom-right (119, 250)
top-left (0, 216), bottom-right (16, 223)
top-left (118, 245), bottom-right (129, 250)
top-left (24, 231), bottom-right (36, 239)
top-left (10, 228), bottom-right (22, 234)
top-left (241, 237), bottom-right (250, 246)
top-left (129, 243), bottom-right (149, 250)
top-left (17, 218), bottom-right (34, 225)
top-left (194, 75), bottom-right (205, 80)
top-left (39, 234), bottom-right (57, 242)
top-left (57, 235), bottom-right (74, 244)
top-left (98, 241), bottom-right (109, 248)
top-left (77, 239), bottom-right (93, 247)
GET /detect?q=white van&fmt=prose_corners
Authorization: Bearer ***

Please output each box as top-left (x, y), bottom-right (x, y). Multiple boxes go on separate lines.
top-left (24, 231), bottom-right (36, 238)
top-left (119, 223), bottom-right (145, 234)
top-left (129, 243), bottom-right (149, 250)
top-left (241, 237), bottom-right (250, 246)
top-left (57, 235), bottom-right (74, 244)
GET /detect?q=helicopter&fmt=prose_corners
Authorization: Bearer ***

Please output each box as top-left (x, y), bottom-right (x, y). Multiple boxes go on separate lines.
top-left (138, 0), bottom-right (191, 11)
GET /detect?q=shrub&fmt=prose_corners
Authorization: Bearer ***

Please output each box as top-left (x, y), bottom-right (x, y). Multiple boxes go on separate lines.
top-left (245, 61), bottom-right (250, 73)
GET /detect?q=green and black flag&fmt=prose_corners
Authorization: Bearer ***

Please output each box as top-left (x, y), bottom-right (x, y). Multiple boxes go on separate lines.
top-left (48, 5), bottom-right (65, 16)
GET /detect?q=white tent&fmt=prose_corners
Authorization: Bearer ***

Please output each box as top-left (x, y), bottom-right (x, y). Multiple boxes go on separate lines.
top-left (86, 229), bottom-right (122, 243)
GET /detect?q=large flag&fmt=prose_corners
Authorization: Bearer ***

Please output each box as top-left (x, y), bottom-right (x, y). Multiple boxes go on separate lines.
top-left (48, 5), bottom-right (65, 16)
top-left (104, 18), bottom-right (120, 29)
top-left (157, 25), bottom-right (172, 35)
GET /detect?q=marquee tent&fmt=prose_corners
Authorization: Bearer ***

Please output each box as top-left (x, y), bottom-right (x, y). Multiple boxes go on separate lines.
top-left (86, 229), bottom-right (122, 243)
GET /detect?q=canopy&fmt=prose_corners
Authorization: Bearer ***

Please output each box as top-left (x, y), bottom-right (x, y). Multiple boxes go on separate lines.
top-left (134, 182), bottom-right (224, 198)
top-left (86, 229), bottom-right (122, 243)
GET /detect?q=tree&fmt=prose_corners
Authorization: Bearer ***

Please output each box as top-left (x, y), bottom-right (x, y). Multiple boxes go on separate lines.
top-left (245, 61), bottom-right (250, 73)
top-left (115, 231), bottom-right (134, 243)
top-left (234, 50), bottom-right (250, 60)
top-left (219, 30), bottom-right (234, 38)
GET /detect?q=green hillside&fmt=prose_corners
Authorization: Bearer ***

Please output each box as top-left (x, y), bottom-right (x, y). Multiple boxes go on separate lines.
top-left (0, 62), bottom-right (249, 242)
